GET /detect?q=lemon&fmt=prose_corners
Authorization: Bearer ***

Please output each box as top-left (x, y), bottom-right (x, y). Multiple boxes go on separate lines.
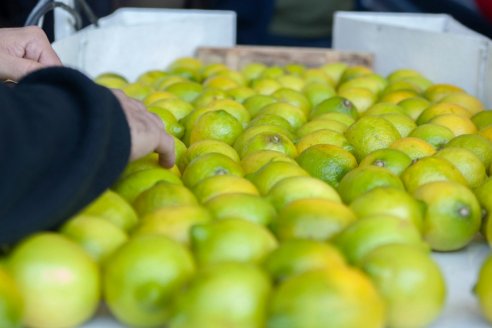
top-left (212, 69), bottom-right (246, 86)
top-left (170, 262), bottom-right (270, 328)
top-left (118, 153), bottom-right (161, 180)
top-left (133, 181), bottom-right (198, 217)
top-left (378, 113), bottom-right (416, 137)
top-left (259, 102), bottom-right (307, 130)
top-left (247, 161), bottom-right (309, 195)
top-left (285, 63), bottom-right (306, 76)
top-left (261, 66), bottom-right (284, 79)
top-left (165, 81), bottom-right (202, 102)
top-left (168, 57), bottom-right (202, 71)
top-left (358, 148), bottom-right (412, 176)
top-left (204, 193), bottom-right (276, 225)
top-left (178, 139), bottom-right (239, 172)
top-left (303, 82), bottom-right (336, 107)
top-left (271, 198), bottom-right (356, 242)
top-left (445, 134), bottom-right (492, 168)
top-left (147, 106), bottom-right (184, 138)
top-left (95, 72), bottom-right (128, 89)
top-left (182, 152), bottom-right (244, 188)
top-left (389, 137), bottom-right (436, 161)
top-left (192, 175), bottom-right (259, 203)
top-left (267, 176), bottom-right (341, 211)
top-left (248, 113), bottom-right (295, 133)
top-left (310, 96), bottom-right (358, 119)
top-left (121, 82), bottom-right (153, 100)
top-left (267, 267), bottom-right (385, 328)
top-left (350, 186), bottom-right (424, 233)
top-left (276, 73), bottom-right (305, 91)
top-left (203, 75), bottom-right (239, 90)
top-left (189, 109), bottom-right (243, 145)
top-left (417, 102), bottom-right (471, 125)
top-left (475, 254), bottom-right (492, 323)
top-left (8, 233), bottom-right (100, 328)
top-left (303, 68), bottom-right (333, 85)
top-left (345, 115), bottom-right (401, 160)
top-left (103, 235), bottom-right (195, 327)
top-left (272, 88), bottom-right (311, 116)
top-left (408, 123), bottom-right (455, 149)
top-left (472, 110), bottom-right (492, 130)
top-left (413, 181), bottom-right (481, 251)
top-left (148, 97), bottom-right (194, 121)
top-left (192, 88), bottom-right (229, 108)
top-left (143, 90), bottom-right (176, 106)
top-left (334, 215), bottom-right (426, 265)
top-left (360, 244), bottom-right (446, 328)
top-left (133, 205), bottom-right (212, 245)
top-left (200, 63), bottom-right (229, 79)
top-left (439, 93), bottom-right (484, 115)
top-left (479, 126), bottom-right (492, 143)
top-left (296, 119), bottom-right (348, 137)
top-left (429, 114), bottom-right (477, 136)
top-left (312, 111), bottom-right (355, 126)
top-left (337, 87), bottom-right (377, 114)
top-left (241, 62), bottom-right (267, 82)
top-left (80, 190), bottom-right (138, 232)
top-left (363, 102), bottom-right (404, 116)
top-left (243, 94), bottom-right (277, 117)
top-left (338, 166), bottom-right (405, 204)
top-left (296, 129), bottom-right (354, 154)
top-left (191, 219), bottom-right (277, 265)
top-left (137, 70), bottom-right (168, 86)
top-left (60, 215), bottom-right (128, 264)
top-left (424, 83), bottom-right (465, 102)
top-left (401, 156), bottom-right (467, 193)
top-left (239, 131), bottom-right (298, 159)
top-left (264, 239), bottom-right (346, 282)
top-left (383, 80), bottom-right (421, 93)
top-left (435, 147), bottom-right (486, 188)
top-left (380, 89), bottom-right (419, 104)
top-left (155, 75), bottom-right (187, 90)
top-left (234, 125), bottom-right (295, 152)
top-left (252, 78), bottom-right (282, 95)
top-left (112, 167), bottom-right (182, 203)
top-left (398, 96), bottom-right (431, 120)
top-left (240, 150), bottom-right (297, 175)
top-left (387, 68), bottom-right (424, 83)
top-left (320, 62), bottom-right (347, 84)
top-left (0, 267), bottom-right (23, 328)
top-left (296, 144), bottom-right (357, 188)
top-left (339, 65), bottom-right (373, 84)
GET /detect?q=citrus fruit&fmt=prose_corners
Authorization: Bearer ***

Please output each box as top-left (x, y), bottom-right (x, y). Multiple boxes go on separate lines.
top-left (363, 102), bottom-right (404, 116)
top-left (95, 72), bottom-right (128, 89)
top-left (345, 115), bottom-right (401, 160)
top-left (0, 267), bottom-right (23, 328)
top-left (334, 215), bottom-right (426, 265)
top-left (189, 109), bottom-right (243, 145)
top-left (148, 97), bottom-right (194, 121)
top-left (252, 78), bottom-right (282, 95)
top-left (439, 93), bottom-right (484, 115)
top-left (360, 243), bottom-right (446, 328)
top-left (429, 114), bottom-right (477, 136)
top-left (475, 254), bottom-right (492, 323)
top-left (191, 219), bottom-right (278, 265)
top-left (178, 139), bottom-right (239, 172)
top-left (321, 62), bottom-right (348, 84)
top-left (103, 235), bottom-right (195, 327)
top-left (398, 96), bottom-right (431, 120)
top-left (243, 94), bottom-right (278, 117)
top-left (240, 150), bottom-right (297, 175)
top-left (8, 233), bottom-right (99, 328)
top-left (296, 144), bottom-right (357, 188)
top-left (285, 63), bottom-right (306, 76)
top-left (408, 123), bottom-right (455, 149)
top-left (182, 153), bottom-right (244, 188)
top-left (339, 65), bottom-right (373, 84)
top-left (296, 129), bottom-right (353, 154)
top-left (312, 111), bottom-right (355, 126)
top-left (310, 96), bottom-right (358, 119)
top-left (60, 215), bottom-right (128, 264)
top-left (233, 125), bottom-right (295, 153)
top-left (435, 147), bottom-right (486, 188)
top-left (192, 175), bottom-right (259, 203)
top-left (239, 131), bottom-right (298, 158)
top-left (112, 167), bottom-right (182, 204)
top-left (387, 68), bottom-right (424, 83)
top-left (303, 82), bottom-right (336, 107)
top-left (267, 176), bottom-right (341, 211)
top-left (378, 112), bottom-right (416, 137)
top-left (203, 75), bottom-right (239, 90)
top-left (337, 87), bottom-right (377, 114)
top-left (241, 62), bottom-right (267, 82)
top-left (261, 66), bottom-right (284, 79)
top-left (379, 89), bottom-right (419, 104)
top-left (168, 57), bottom-right (202, 71)
top-left (264, 239), bottom-right (346, 282)
top-left (303, 68), bottom-right (334, 85)
top-left (413, 181), bottom-right (481, 251)
top-left (200, 63), bottom-right (229, 79)
top-left (271, 198), bottom-right (356, 242)
top-left (272, 88), bottom-right (310, 116)
top-left (358, 148), bottom-right (412, 176)
top-left (155, 75), bottom-right (187, 90)
top-left (147, 106), bottom-right (184, 138)
top-left (389, 137), bottom-right (436, 161)
top-left (267, 267), bottom-right (385, 328)
top-left (132, 181), bottom-right (198, 217)
top-left (227, 86), bottom-right (256, 103)
top-left (296, 118), bottom-right (348, 137)
top-left (165, 81), bottom-right (202, 102)
top-left (424, 83), bottom-right (465, 102)
top-left (121, 83), bottom-right (153, 100)
top-left (204, 193), bottom-right (276, 225)
top-left (472, 110), bottom-right (492, 130)
top-left (259, 102), bottom-right (307, 130)
top-left (192, 88), bottom-right (229, 108)
top-left (170, 262), bottom-right (270, 328)
top-left (445, 134), bottom-right (492, 168)
top-left (401, 156), bottom-right (467, 193)
top-left (80, 190), bottom-right (138, 232)
top-left (248, 113), bottom-right (295, 132)
top-left (350, 186), bottom-right (424, 233)
top-left (133, 205), bottom-right (212, 245)
top-left (416, 102), bottom-right (471, 125)
top-left (143, 90), bottom-right (176, 106)
top-left (338, 166), bottom-right (405, 204)
top-left (246, 160), bottom-right (308, 196)
top-left (136, 70), bottom-right (167, 87)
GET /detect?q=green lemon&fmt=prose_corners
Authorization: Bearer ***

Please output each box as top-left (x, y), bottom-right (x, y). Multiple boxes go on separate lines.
top-left (0, 267), bottom-right (23, 328)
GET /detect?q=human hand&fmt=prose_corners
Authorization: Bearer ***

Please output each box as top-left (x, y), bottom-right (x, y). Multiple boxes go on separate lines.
top-left (111, 89), bottom-right (175, 168)
top-left (0, 26), bottom-right (62, 81)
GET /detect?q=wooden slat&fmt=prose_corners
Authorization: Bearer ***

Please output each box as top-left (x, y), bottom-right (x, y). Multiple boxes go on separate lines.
top-left (196, 45), bottom-right (374, 69)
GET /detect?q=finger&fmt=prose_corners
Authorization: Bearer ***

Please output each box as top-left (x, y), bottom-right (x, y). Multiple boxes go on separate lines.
top-left (23, 26), bottom-right (62, 66)
top-left (156, 132), bottom-right (175, 168)
top-left (0, 53), bottom-right (43, 80)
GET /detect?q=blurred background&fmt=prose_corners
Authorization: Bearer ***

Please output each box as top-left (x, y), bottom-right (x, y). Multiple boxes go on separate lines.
top-left (1, 0), bottom-right (491, 45)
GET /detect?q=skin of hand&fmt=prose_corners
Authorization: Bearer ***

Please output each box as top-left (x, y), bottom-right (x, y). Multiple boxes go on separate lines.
top-left (111, 89), bottom-right (176, 168)
top-left (0, 26), bottom-right (62, 81)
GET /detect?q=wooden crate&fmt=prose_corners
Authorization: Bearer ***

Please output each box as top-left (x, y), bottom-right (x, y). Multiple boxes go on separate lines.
top-left (196, 45), bottom-right (374, 69)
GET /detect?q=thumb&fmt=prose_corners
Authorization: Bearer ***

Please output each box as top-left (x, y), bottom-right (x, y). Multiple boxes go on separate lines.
top-left (0, 53), bottom-right (43, 81)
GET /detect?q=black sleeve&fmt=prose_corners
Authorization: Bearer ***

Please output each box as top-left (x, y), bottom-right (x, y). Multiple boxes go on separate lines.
top-left (0, 67), bottom-right (131, 245)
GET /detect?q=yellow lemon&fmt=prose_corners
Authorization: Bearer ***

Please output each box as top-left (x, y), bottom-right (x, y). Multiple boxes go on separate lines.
top-left (424, 83), bottom-right (465, 102)
top-left (296, 129), bottom-right (354, 154)
top-left (240, 150), bottom-right (297, 175)
top-left (337, 87), bottom-right (377, 114)
top-left (192, 175), bottom-right (259, 203)
top-left (398, 96), bottom-right (431, 120)
top-left (435, 147), bottom-right (486, 188)
top-left (445, 134), bottom-right (492, 168)
top-left (389, 137), bottom-right (436, 161)
top-left (475, 254), bottom-right (492, 324)
top-left (416, 102), bottom-right (471, 124)
top-left (408, 123), bottom-right (455, 149)
top-left (247, 161), bottom-right (309, 195)
top-left (178, 139), bottom-right (239, 172)
top-left (429, 114), bottom-right (477, 136)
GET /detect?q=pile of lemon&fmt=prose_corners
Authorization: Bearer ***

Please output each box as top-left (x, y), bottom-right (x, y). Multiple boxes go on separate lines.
top-left (3, 58), bottom-right (492, 328)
